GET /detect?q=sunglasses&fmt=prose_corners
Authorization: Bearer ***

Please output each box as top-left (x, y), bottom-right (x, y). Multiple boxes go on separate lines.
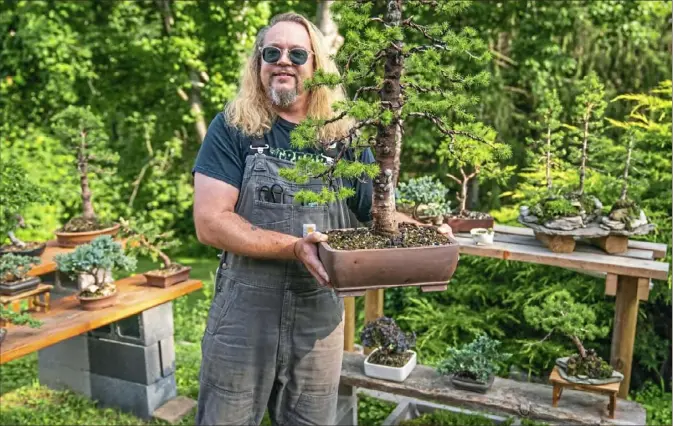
top-left (260, 46), bottom-right (312, 66)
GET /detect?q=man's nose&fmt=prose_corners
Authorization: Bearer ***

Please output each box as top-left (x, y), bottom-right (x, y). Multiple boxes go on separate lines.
top-left (277, 50), bottom-right (292, 66)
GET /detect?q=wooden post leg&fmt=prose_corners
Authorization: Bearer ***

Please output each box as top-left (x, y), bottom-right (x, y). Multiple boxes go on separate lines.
top-left (552, 384), bottom-right (561, 407)
top-left (363, 289), bottom-right (384, 355)
top-left (44, 292), bottom-right (51, 312)
top-left (343, 297), bottom-right (355, 352)
top-left (610, 275), bottom-right (639, 398)
top-left (609, 393), bottom-right (616, 419)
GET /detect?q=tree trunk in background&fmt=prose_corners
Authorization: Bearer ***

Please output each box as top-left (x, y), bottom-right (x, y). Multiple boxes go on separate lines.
top-left (316, 0), bottom-right (343, 56)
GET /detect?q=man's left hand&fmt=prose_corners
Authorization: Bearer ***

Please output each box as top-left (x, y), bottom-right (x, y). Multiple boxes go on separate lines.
top-left (436, 223), bottom-right (454, 239)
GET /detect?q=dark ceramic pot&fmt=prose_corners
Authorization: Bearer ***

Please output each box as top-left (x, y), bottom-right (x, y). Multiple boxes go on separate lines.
top-left (450, 373), bottom-right (494, 393)
top-left (0, 242), bottom-right (47, 257)
top-left (0, 276), bottom-right (41, 296)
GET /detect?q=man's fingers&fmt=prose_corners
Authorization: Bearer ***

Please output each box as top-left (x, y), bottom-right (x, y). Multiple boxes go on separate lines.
top-left (306, 231), bottom-right (328, 243)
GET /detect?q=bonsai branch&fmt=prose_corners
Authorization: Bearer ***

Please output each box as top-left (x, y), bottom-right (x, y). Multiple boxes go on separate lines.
top-left (353, 85), bottom-right (382, 101)
top-left (408, 112), bottom-right (493, 147)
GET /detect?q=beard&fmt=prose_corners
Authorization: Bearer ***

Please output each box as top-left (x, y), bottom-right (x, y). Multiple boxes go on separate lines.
top-left (268, 77), bottom-right (298, 108)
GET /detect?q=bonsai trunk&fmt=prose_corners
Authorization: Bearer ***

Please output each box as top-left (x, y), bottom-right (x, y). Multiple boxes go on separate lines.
top-left (619, 136), bottom-right (633, 201)
top-left (156, 249), bottom-right (173, 269)
top-left (371, 0), bottom-right (403, 238)
top-left (78, 132), bottom-right (96, 221)
top-left (571, 334), bottom-right (587, 358)
top-left (458, 167), bottom-right (479, 216)
top-left (7, 215), bottom-right (27, 247)
top-left (578, 108), bottom-right (592, 196)
top-left (546, 125), bottom-right (553, 190)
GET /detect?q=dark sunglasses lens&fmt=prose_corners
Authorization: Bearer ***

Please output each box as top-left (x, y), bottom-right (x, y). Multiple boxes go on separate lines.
top-left (289, 49), bottom-right (308, 65)
top-left (262, 47), bottom-right (281, 63)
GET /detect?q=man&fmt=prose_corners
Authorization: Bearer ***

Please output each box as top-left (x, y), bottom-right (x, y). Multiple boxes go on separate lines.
top-left (192, 12), bottom-right (452, 426)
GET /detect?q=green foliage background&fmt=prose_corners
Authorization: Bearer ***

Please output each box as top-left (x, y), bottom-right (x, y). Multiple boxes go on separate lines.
top-left (0, 0), bottom-right (670, 420)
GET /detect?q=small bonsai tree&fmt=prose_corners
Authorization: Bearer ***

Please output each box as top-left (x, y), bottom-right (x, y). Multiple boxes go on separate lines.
top-left (0, 253), bottom-right (40, 284)
top-left (524, 290), bottom-right (613, 379)
top-left (279, 0), bottom-right (495, 238)
top-left (360, 316), bottom-right (416, 367)
top-left (436, 334), bottom-right (511, 383)
top-left (119, 217), bottom-right (183, 273)
top-left (51, 106), bottom-right (118, 232)
top-left (438, 123), bottom-right (513, 220)
top-left (0, 160), bottom-right (48, 249)
top-left (396, 176), bottom-right (452, 224)
top-left (55, 235), bottom-right (136, 297)
top-left (0, 304), bottom-right (42, 328)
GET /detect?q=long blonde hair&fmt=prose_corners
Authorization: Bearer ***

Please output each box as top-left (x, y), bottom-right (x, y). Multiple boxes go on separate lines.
top-left (224, 12), bottom-right (352, 144)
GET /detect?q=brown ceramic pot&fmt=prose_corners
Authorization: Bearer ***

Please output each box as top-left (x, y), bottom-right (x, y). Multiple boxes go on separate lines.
top-left (55, 223), bottom-right (121, 248)
top-left (445, 216), bottom-right (494, 233)
top-left (78, 291), bottom-right (118, 310)
top-left (144, 266), bottom-right (192, 288)
top-left (318, 237), bottom-right (459, 297)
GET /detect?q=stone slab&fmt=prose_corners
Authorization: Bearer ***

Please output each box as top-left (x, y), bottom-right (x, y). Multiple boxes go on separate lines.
top-left (340, 352), bottom-right (646, 425)
top-left (90, 372), bottom-right (177, 420)
top-left (519, 218), bottom-right (655, 238)
top-left (152, 396), bottom-right (197, 424)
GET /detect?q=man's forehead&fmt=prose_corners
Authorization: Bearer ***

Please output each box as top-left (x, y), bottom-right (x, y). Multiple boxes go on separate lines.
top-left (263, 21), bottom-right (311, 49)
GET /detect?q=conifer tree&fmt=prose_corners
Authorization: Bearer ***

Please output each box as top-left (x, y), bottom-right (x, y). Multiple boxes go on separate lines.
top-left (281, 0), bottom-right (494, 237)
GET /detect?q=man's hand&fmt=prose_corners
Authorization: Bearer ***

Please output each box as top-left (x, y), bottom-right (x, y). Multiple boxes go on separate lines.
top-left (294, 232), bottom-right (331, 287)
top-left (436, 223), bottom-right (455, 239)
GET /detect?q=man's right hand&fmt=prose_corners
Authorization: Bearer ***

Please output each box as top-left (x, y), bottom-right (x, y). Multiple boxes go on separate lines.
top-left (293, 232), bottom-right (331, 287)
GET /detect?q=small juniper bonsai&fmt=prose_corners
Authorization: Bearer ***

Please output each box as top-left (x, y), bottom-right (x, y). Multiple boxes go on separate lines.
top-left (396, 176), bottom-right (452, 224)
top-left (524, 290), bottom-right (613, 379)
top-left (119, 217), bottom-right (183, 273)
top-left (0, 253), bottom-right (40, 284)
top-left (360, 316), bottom-right (416, 367)
top-left (436, 334), bottom-right (511, 383)
top-left (55, 235), bottom-right (136, 296)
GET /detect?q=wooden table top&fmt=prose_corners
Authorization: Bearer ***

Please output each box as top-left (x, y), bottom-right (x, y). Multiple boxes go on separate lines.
top-left (454, 225), bottom-right (669, 280)
top-left (0, 275), bottom-right (202, 364)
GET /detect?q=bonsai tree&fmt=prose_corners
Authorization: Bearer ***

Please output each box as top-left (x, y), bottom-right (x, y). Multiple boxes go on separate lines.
top-left (360, 316), bottom-right (416, 367)
top-left (0, 160), bottom-right (48, 250)
top-left (119, 217), bottom-right (183, 273)
top-left (55, 235), bottom-right (136, 297)
top-left (523, 290), bottom-right (613, 379)
top-left (0, 253), bottom-right (40, 284)
top-left (51, 106), bottom-right (119, 232)
top-left (436, 334), bottom-right (511, 384)
top-left (281, 0), bottom-right (495, 239)
top-left (396, 176), bottom-right (452, 224)
top-left (438, 122), bottom-right (513, 222)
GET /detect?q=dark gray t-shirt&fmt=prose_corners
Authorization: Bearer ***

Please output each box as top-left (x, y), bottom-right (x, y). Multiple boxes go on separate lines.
top-left (192, 112), bottom-right (374, 223)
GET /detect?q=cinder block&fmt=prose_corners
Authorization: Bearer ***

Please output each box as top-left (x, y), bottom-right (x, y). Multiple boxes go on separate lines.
top-left (90, 372), bottom-right (177, 419)
top-left (88, 336), bottom-right (175, 385)
top-left (89, 302), bottom-right (174, 346)
top-left (39, 362), bottom-right (91, 397)
top-left (38, 335), bottom-right (90, 371)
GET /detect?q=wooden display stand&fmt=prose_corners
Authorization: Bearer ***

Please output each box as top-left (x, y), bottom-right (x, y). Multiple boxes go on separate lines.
top-left (549, 366), bottom-right (620, 419)
top-left (0, 284), bottom-right (53, 327)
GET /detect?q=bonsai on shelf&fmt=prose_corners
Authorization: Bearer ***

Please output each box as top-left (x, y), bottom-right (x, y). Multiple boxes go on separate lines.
top-left (438, 122), bottom-right (513, 232)
top-left (361, 316), bottom-right (417, 382)
top-left (119, 217), bottom-right (191, 287)
top-left (396, 176), bottom-right (452, 226)
top-left (0, 253), bottom-right (42, 296)
top-left (436, 334), bottom-right (510, 393)
top-left (0, 159), bottom-right (49, 256)
top-left (55, 235), bottom-right (136, 309)
top-left (524, 290), bottom-right (621, 384)
top-left (0, 304), bottom-right (43, 344)
top-left (50, 106), bottom-right (121, 245)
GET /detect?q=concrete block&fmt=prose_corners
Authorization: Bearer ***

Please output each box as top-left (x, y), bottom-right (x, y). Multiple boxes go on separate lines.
top-left (90, 372), bottom-right (177, 419)
top-left (88, 336), bottom-right (175, 385)
top-left (38, 335), bottom-right (90, 371)
top-left (39, 362), bottom-right (91, 397)
top-left (153, 396), bottom-right (197, 424)
top-left (89, 302), bottom-right (174, 346)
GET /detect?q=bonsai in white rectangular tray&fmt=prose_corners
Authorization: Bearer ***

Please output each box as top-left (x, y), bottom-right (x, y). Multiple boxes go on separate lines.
top-left (361, 317), bottom-right (418, 383)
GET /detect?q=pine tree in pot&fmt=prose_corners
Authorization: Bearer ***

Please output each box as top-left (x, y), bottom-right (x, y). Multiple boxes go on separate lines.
top-left (0, 253), bottom-right (42, 296)
top-left (0, 304), bottom-right (43, 344)
top-left (361, 316), bottom-right (417, 382)
top-left (119, 217), bottom-right (191, 288)
top-left (0, 160), bottom-right (49, 257)
top-left (436, 334), bottom-right (510, 393)
top-left (396, 176), bottom-right (452, 226)
top-left (55, 236), bottom-right (137, 310)
top-left (524, 290), bottom-right (623, 385)
top-left (280, 0), bottom-right (497, 293)
top-left (50, 106), bottom-right (121, 247)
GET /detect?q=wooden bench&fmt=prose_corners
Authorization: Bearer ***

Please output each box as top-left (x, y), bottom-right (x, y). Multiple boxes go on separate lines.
top-left (0, 284), bottom-right (53, 325)
top-left (339, 352), bottom-right (646, 425)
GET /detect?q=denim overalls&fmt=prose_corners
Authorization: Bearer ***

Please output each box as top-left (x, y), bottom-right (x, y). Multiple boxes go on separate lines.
top-left (196, 141), bottom-right (354, 425)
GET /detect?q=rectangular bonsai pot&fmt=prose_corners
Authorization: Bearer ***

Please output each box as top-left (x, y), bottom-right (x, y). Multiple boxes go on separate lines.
top-left (318, 238), bottom-right (459, 296)
top-left (446, 217), bottom-right (494, 233)
top-left (382, 398), bottom-right (514, 426)
top-left (143, 266), bottom-right (191, 288)
top-left (0, 276), bottom-right (41, 296)
top-left (364, 349), bottom-right (417, 382)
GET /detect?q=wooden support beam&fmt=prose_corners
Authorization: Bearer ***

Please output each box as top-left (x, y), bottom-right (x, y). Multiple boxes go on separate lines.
top-left (343, 296), bottom-right (355, 352)
top-left (610, 275), bottom-right (639, 398)
top-left (605, 273), bottom-right (651, 301)
top-left (363, 289), bottom-right (384, 355)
